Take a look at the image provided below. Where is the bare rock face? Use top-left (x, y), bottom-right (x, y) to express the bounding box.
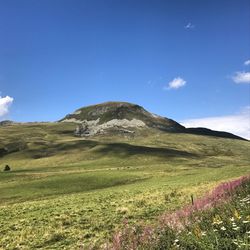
top-left (60, 101), bottom-right (185, 136)
top-left (74, 122), bottom-right (91, 136)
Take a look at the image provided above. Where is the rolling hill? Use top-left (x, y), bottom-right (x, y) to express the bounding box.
top-left (0, 101), bottom-right (249, 249)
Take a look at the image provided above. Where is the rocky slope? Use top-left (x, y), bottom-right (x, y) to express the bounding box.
top-left (60, 102), bottom-right (185, 134)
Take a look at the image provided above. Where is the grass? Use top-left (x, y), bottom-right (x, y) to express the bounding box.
top-left (0, 122), bottom-right (249, 249)
top-left (111, 176), bottom-right (250, 249)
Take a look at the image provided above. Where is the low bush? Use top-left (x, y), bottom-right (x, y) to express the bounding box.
top-left (3, 165), bottom-right (10, 171)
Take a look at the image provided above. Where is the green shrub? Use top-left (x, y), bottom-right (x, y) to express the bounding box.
top-left (3, 165), bottom-right (10, 171)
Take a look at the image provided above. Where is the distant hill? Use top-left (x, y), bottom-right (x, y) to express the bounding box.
top-left (0, 120), bottom-right (13, 126)
top-left (60, 101), bottom-right (245, 140)
top-left (184, 127), bottom-right (245, 140)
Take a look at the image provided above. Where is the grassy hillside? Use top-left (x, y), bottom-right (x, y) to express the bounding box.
top-left (0, 122), bottom-right (249, 249)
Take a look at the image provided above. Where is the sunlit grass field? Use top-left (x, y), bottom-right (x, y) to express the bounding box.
top-left (0, 123), bottom-right (249, 249)
top-left (111, 176), bottom-right (250, 249)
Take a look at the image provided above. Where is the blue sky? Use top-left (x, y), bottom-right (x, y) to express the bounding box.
top-left (0, 0), bottom-right (250, 138)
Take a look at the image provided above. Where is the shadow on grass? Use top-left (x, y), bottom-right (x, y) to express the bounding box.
top-left (94, 142), bottom-right (197, 159)
top-left (2, 139), bottom-right (197, 160)
top-left (26, 140), bottom-right (99, 159)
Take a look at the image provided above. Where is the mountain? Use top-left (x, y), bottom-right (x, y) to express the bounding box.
top-left (60, 101), bottom-right (245, 140)
top-left (60, 102), bottom-right (183, 129)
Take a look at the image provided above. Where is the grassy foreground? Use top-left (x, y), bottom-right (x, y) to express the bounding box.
top-left (0, 123), bottom-right (249, 249)
top-left (111, 176), bottom-right (250, 250)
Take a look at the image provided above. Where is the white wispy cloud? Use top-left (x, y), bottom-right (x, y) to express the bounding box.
top-left (0, 96), bottom-right (14, 118)
top-left (244, 60), bottom-right (250, 66)
top-left (232, 71), bottom-right (250, 84)
top-left (181, 107), bottom-right (250, 139)
top-left (185, 22), bottom-right (195, 29)
top-left (164, 77), bottom-right (186, 90)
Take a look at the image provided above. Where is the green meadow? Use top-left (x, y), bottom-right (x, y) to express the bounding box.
top-left (0, 123), bottom-right (249, 249)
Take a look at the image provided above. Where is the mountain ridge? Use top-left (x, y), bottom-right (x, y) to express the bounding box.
top-left (59, 101), bottom-right (246, 140)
